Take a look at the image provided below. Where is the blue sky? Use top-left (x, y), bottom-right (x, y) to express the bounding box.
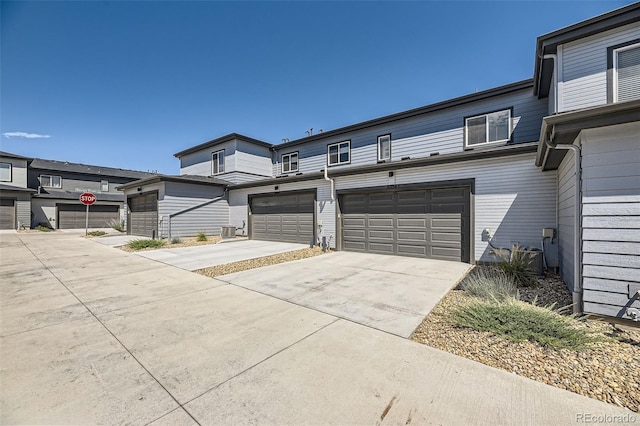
top-left (1, 1), bottom-right (634, 174)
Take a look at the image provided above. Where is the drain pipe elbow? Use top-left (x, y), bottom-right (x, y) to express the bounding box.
top-left (324, 165), bottom-right (335, 201)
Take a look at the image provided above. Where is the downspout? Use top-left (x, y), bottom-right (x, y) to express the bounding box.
top-left (545, 131), bottom-right (582, 313)
top-left (543, 54), bottom-right (558, 114)
top-left (324, 165), bottom-right (335, 201)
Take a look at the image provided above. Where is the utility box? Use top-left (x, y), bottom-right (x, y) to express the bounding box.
top-left (221, 226), bottom-right (236, 239)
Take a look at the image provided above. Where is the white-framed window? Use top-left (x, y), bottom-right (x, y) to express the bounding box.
top-left (465, 109), bottom-right (511, 147)
top-left (101, 180), bottom-right (109, 192)
top-left (281, 152), bottom-right (299, 173)
top-left (211, 150), bottom-right (225, 175)
top-left (40, 175), bottom-right (62, 188)
top-left (0, 162), bottom-right (11, 182)
top-left (327, 140), bottom-right (350, 166)
top-left (613, 42), bottom-right (640, 103)
top-left (377, 134), bottom-right (391, 161)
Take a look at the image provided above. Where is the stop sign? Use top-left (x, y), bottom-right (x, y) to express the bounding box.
top-left (80, 192), bottom-right (97, 205)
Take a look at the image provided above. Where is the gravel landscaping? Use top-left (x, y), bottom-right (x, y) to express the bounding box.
top-left (412, 272), bottom-right (640, 413)
top-left (119, 235), bottom-right (222, 252)
top-left (195, 246), bottom-right (329, 277)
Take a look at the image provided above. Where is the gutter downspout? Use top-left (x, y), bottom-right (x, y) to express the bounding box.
top-left (324, 165), bottom-right (335, 201)
top-left (545, 132), bottom-right (582, 313)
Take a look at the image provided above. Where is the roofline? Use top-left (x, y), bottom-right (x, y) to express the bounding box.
top-left (116, 174), bottom-right (230, 191)
top-left (173, 133), bottom-right (273, 158)
top-left (29, 158), bottom-right (153, 179)
top-left (0, 151), bottom-right (33, 162)
top-left (275, 80), bottom-right (534, 150)
top-left (536, 99), bottom-right (640, 170)
top-left (230, 143), bottom-right (538, 190)
top-left (0, 186), bottom-right (37, 193)
top-left (533, 2), bottom-right (640, 96)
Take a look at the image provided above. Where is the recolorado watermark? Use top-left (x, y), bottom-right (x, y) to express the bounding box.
top-left (576, 413), bottom-right (637, 423)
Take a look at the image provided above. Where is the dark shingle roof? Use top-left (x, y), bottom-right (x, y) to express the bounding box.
top-left (0, 151), bottom-right (33, 161)
top-left (29, 158), bottom-right (156, 179)
top-left (32, 188), bottom-right (124, 202)
top-left (0, 183), bottom-right (36, 193)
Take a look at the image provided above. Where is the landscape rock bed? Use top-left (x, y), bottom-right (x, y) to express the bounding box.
top-left (195, 246), bottom-right (329, 278)
top-left (119, 236), bottom-right (222, 252)
top-left (412, 274), bottom-right (640, 413)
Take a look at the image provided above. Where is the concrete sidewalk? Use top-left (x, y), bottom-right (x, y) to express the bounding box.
top-left (1, 232), bottom-right (635, 425)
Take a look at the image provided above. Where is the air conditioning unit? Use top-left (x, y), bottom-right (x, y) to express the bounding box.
top-left (221, 225), bottom-right (236, 239)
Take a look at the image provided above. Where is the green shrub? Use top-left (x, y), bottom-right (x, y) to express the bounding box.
top-left (170, 237), bottom-right (182, 244)
top-left (494, 246), bottom-right (537, 288)
top-left (127, 239), bottom-right (166, 250)
top-left (108, 219), bottom-right (125, 232)
top-left (451, 298), bottom-right (598, 350)
top-left (87, 230), bottom-right (106, 237)
top-left (460, 267), bottom-right (517, 302)
top-left (35, 225), bottom-right (54, 232)
top-left (196, 232), bottom-right (207, 242)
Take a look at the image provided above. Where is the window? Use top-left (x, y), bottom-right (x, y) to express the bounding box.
top-left (613, 42), bottom-right (640, 102)
top-left (101, 180), bottom-right (109, 192)
top-left (0, 162), bottom-right (11, 182)
top-left (327, 141), bottom-right (350, 166)
top-left (281, 152), bottom-right (299, 173)
top-left (211, 150), bottom-right (225, 175)
top-left (465, 109), bottom-right (511, 147)
top-left (377, 134), bottom-right (391, 161)
top-left (40, 175), bottom-right (62, 188)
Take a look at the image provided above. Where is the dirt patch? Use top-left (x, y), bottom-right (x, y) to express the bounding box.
top-left (195, 246), bottom-right (329, 278)
top-left (411, 275), bottom-right (640, 413)
top-left (119, 236), bottom-right (223, 252)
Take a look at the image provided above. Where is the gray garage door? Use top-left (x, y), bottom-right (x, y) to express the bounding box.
top-left (58, 204), bottom-right (120, 229)
top-left (250, 192), bottom-right (315, 244)
top-left (340, 186), bottom-right (470, 262)
top-left (128, 192), bottom-right (158, 238)
top-left (0, 198), bottom-right (15, 230)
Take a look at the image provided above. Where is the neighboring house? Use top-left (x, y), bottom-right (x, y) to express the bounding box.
top-left (0, 151), bottom-right (35, 230)
top-left (119, 4), bottom-right (639, 323)
top-left (28, 158), bottom-right (155, 229)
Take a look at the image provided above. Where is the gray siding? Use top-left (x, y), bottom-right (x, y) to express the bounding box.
top-left (218, 171), bottom-right (273, 184)
top-left (159, 181), bottom-right (228, 238)
top-left (557, 149), bottom-right (576, 291)
top-left (180, 140), bottom-right (236, 176)
top-left (15, 195), bottom-right (31, 229)
top-left (559, 22), bottom-right (640, 112)
top-left (273, 88), bottom-right (548, 176)
top-left (580, 123), bottom-right (640, 319)
top-left (27, 170), bottom-right (131, 196)
top-left (0, 157), bottom-right (28, 188)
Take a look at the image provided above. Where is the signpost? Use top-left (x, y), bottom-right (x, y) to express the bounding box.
top-left (80, 192), bottom-right (97, 236)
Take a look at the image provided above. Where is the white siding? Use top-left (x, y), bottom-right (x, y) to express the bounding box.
top-left (557, 149), bottom-right (576, 290)
top-left (334, 153), bottom-right (557, 262)
top-left (559, 22), bottom-right (640, 112)
top-left (160, 181), bottom-right (228, 238)
top-left (580, 122), bottom-right (640, 319)
top-left (229, 179), bottom-right (335, 246)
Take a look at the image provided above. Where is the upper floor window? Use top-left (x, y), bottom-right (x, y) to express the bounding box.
top-left (211, 150), bottom-right (225, 175)
top-left (465, 109), bottom-right (511, 147)
top-left (281, 152), bottom-right (298, 173)
top-left (328, 140), bottom-right (350, 166)
top-left (613, 42), bottom-right (640, 103)
top-left (101, 180), bottom-right (109, 192)
top-left (0, 162), bottom-right (11, 182)
top-left (377, 134), bottom-right (391, 161)
top-left (40, 175), bottom-right (62, 188)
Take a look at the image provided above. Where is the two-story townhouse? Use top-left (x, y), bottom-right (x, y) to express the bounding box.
top-left (28, 158), bottom-right (155, 229)
top-left (533, 3), bottom-right (640, 320)
top-left (119, 4), bottom-right (639, 323)
top-left (0, 151), bottom-right (35, 229)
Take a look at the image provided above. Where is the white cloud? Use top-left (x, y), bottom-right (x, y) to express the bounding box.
top-left (3, 131), bottom-right (51, 139)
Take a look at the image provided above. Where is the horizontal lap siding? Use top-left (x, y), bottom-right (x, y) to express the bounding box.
top-left (581, 123), bottom-right (640, 320)
top-left (335, 153), bottom-right (557, 262)
top-left (274, 89), bottom-right (547, 175)
top-left (161, 182), bottom-right (228, 238)
top-left (557, 150), bottom-right (576, 290)
top-left (560, 22), bottom-right (640, 112)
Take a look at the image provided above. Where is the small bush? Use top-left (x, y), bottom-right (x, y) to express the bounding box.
top-left (196, 232), bottom-right (207, 242)
top-left (108, 219), bottom-right (125, 232)
top-left (35, 225), bottom-right (54, 232)
top-left (494, 246), bottom-right (537, 288)
top-left (451, 298), bottom-right (598, 350)
top-left (170, 237), bottom-right (182, 244)
top-left (87, 230), bottom-right (106, 237)
top-left (460, 267), bottom-right (517, 302)
top-left (127, 239), bottom-right (166, 250)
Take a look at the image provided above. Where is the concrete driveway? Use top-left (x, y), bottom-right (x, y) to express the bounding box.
top-left (134, 239), bottom-right (308, 271)
top-left (218, 252), bottom-right (472, 337)
top-left (1, 232), bottom-right (635, 425)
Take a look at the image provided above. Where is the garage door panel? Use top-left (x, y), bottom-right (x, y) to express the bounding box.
top-left (397, 217), bottom-right (427, 228)
top-left (398, 245), bottom-right (428, 256)
top-left (398, 231), bottom-right (427, 242)
top-left (250, 192), bottom-right (314, 244)
top-left (369, 217), bottom-right (394, 227)
top-left (369, 242), bottom-right (394, 254)
top-left (432, 247), bottom-right (462, 258)
top-left (431, 232), bottom-right (461, 243)
top-left (432, 188), bottom-right (466, 200)
top-left (369, 230), bottom-right (394, 240)
top-left (59, 204), bottom-right (119, 229)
